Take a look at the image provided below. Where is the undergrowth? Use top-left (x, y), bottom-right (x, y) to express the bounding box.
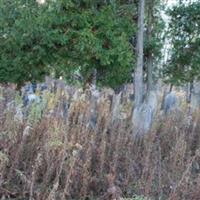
top-left (0, 85), bottom-right (200, 200)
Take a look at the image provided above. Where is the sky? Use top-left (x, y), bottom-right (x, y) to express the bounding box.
top-left (167, 0), bottom-right (178, 7)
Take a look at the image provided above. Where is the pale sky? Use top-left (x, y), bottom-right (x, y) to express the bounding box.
top-left (36, 0), bottom-right (45, 4)
top-left (167, 0), bottom-right (178, 7)
top-left (35, 0), bottom-right (181, 7)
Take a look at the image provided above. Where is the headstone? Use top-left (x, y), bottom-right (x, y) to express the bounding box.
top-left (65, 85), bottom-right (76, 98)
top-left (37, 83), bottom-right (48, 93)
top-left (191, 93), bottom-right (200, 111)
top-left (163, 91), bottom-right (177, 114)
top-left (111, 92), bottom-right (122, 122)
top-left (14, 106), bottom-right (23, 124)
top-left (87, 84), bottom-right (100, 129)
top-left (132, 103), bottom-right (154, 136)
top-left (27, 94), bottom-right (40, 103)
top-left (146, 90), bottom-right (157, 113)
top-left (191, 82), bottom-right (200, 111)
top-left (45, 77), bottom-right (56, 92)
top-left (22, 84), bottom-right (41, 106)
top-left (132, 90), bottom-right (158, 136)
top-left (88, 108), bottom-right (98, 130)
top-left (56, 79), bottom-right (65, 91)
top-left (120, 84), bottom-right (134, 104)
top-left (193, 82), bottom-right (200, 94)
top-left (73, 88), bottom-right (84, 101)
top-left (90, 84), bottom-right (100, 99)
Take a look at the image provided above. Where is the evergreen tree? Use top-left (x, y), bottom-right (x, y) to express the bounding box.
top-left (164, 2), bottom-right (200, 85)
top-left (145, 0), bottom-right (164, 92)
top-left (0, 0), bottom-right (52, 88)
top-left (134, 0), bottom-right (145, 107)
top-left (0, 0), bottom-right (136, 88)
top-left (0, 0), bottom-right (165, 89)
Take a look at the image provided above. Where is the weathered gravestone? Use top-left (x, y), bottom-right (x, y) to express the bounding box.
top-left (36, 83), bottom-right (48, 93)
top-left (22, 83), bottom-right (40, 106)
top-left (111, 92), bottom-right (122, 123)
top-left (191, 82), bottom-right (200, 111)
top-left (14, 105), bottom-right (24, 124)
top-left (87, 84), bottom-right (100, 129)
top-left (163, 91), bottom-right (178, 114)
top-left (132, 90), bottom-right (158, 136)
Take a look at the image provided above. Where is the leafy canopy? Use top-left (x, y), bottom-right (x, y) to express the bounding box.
top-left (164, 2), bottom-right (200, 85)
top-left (0, 0), bottom-right (52, 87)
top-left (0, 0), bottom-right (136, 88)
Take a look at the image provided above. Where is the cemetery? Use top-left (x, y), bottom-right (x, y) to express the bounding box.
top-left (0, 0), bottom-right (200, 199)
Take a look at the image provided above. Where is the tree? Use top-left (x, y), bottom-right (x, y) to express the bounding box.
top-left (145, 0), bottom-right (164, 92)
top-left (0, 0), bottom-right (53, 88)
top-left (163, 2), bottom-right (200, 86)
top-left (146, 0), bottom-right (154, 92)
top-left (134, 0), bottom-right (145, 107)
top-left (0, 0), bottom-right (164, 90)
top-left (50, 0), bottom-right (138, 88)
top-left (0, 0), bottom-right (137, 89)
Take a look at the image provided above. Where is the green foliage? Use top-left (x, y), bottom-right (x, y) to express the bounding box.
top-left (27, 100), bottom-right (46, 124)
top-left (0, 0), bottom-right (52, 87)
top-left (144, 0), bottom-right (165, 81)
top-left (132, 196), bottom-right (149, 200)
top-left (0, 0), bottom-right (136, 88)
top-left (164, 2), bottom-right (200, 85)
top-left (47, 0), bottom-right (137, 88)
top-left (145, 0), bottom-right (164, 57)
top-left (0, 0), bottom-right (164, 88)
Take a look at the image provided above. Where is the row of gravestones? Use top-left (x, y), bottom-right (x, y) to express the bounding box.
top-left (19, 79), bottom-right (200, 134)
top-left (132, 84), bottom-right (200, 136)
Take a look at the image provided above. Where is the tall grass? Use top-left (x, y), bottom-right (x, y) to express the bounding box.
top-left (0, 85), bottom-right (200, 200)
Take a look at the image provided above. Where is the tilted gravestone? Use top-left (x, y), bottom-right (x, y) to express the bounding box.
top-left (163, 91), bottom-right (178, 114)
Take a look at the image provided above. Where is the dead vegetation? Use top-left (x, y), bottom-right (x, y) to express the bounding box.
top-left (0, 86), bottom-right (200, 200)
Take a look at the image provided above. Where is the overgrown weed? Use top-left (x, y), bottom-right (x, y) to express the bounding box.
top-left (0, 86), bottom-right (200, 200)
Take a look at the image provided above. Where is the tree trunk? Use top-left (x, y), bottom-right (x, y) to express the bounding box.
top-left (186, 81), bottom-right (193, 104)
top-left (134, 0), bottom-right (145, 107)
top-left (92, 68), bottom-right (97, 86)
top-left (169, 84), bottom-right (173, 92)
top-left (146, 0), bottom-right (154, 93)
